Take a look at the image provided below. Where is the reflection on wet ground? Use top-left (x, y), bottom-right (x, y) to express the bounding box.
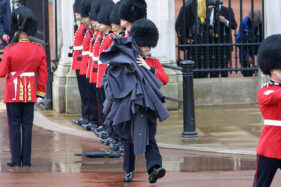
top-left (0, 111), bottom-right (256, 174)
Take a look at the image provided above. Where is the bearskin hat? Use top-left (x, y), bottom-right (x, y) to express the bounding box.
top-left (258, 34), bottom-right (281, 75)
top-left (80, 0), bottom-right (93, 18)
top-left (130, 18), bottom-right (159, 47)
top-left (10, 7), bottom-right (38, 36)
top-left (97, 0), bottom-right (115, 25)
top-left (118, 0), bottom-right (147, 23)
top-left (73, 0), bottom-right (82, 14)
top-left (110, 1), bottom-right (122, 25)
top-left (90, 0), bottom-right (105, 21)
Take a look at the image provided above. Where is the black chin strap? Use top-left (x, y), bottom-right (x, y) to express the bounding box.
top-left (270, 80), bottom-right (281, 86)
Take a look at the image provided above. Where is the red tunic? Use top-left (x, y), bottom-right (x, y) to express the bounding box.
top-left (72, 23), bottom-right (86, 70)
top-left (257, 83), bottom-right (281, 159)
top-left (97, 32), bottom-right (115, 88)
top-left (145, 57), bottom-right (169, 85)
top-left (89, 31), bottom-right (103, 83)
top-left (86, 29), bottom-right (97, 79)
top-left (0, 40), bottom-right (48, 103)
top-left (80, 29), bottom-right (92, 75)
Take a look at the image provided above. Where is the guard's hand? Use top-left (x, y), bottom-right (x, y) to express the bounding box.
top-left (136, 56), bottom-right (150, 70)
top-left (246, 56), bottom-right (253, 65)
top-left (3, 34), bottom-right (10, 44)
top-left (36, 97), bottom-right (43, 104)
top-left (219, 16), bottom-right (227, 24)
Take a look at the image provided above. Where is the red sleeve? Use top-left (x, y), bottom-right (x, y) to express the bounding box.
top-left (99, 34), bottom-right (114, 58)
top-left (83, 31), bottom-right (91, 52)
top-left (258, 86), bottom-right (281, 105)
top-left (0, 47), bottom-right (10, 77)
top-left (36, 46), bottom-right (48, 97)
top-left (147, 58), bottom-right (169, 85)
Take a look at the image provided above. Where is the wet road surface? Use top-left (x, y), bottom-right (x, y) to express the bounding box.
top-left (0, 108), bottom-right (268, 187)
top-left (1, 79), bottom-right (281, 186)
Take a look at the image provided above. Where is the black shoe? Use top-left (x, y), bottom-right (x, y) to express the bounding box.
top-left (7, 160), bottom-right (21, 167)
top-left (107, 138), bottom-right (118, 145)
top-left (100, 138), bottom-right (109, 145)
top-left (82, 123), bottom-right (94, 131)
top-left (22, 162), bottom-right (31, 167)
top-left (123, 172), bottom-right (134, 182)
top-left (88, 122), bottom-right (98, 131)
top-left (118, 145), bottom-right (124, 153)
top-left (73, 118), bottom-right (89, 126)
top-left (110, 142), bottom-right (122, 151)
top-left (148, 167), bottom-right (166, 183)
top-left (94, 126), bottom-right (104, 133)
top-left (96, 131), bottom-right (109, 139)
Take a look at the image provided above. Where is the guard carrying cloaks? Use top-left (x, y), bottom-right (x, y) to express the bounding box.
top-left (100, 18), bottom-right (169, 183)
top-left (0, 7), bottom-right (48, 167)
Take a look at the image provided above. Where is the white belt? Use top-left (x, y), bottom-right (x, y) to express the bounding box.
top-left (264, 119), bottom-right (281, 127)
top-left (89, 53), bottom-right (93, 57)
top-left (98, 60), bottom-right (102, 65)
top-left (73, 46), bottom-right (83, 51)
top-left (11, 72), bottom-right (35, 77)
top-left (92, 56), bottom-right (99, 62)
top-left (82, 51), bottom-right (90, 56)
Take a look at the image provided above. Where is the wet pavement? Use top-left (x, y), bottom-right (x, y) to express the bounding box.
top-left (1, 77), bottom-right (281, 186)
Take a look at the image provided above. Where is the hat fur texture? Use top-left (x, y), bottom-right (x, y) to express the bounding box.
top-left (118, 0), bottom-right (147, 23)
top-left (10, 7), bottom-right (38, 36)
top-left (80, 0), bottom-right (92, 18)
top-left (258, 34), bottom-right (281, 75)
top-left (110, 1), bottom-right (122, 25)
top-left (97, 0), bottom-right (115, 25)
top-left (90, 0), bottom-right (105, 21)
top-left (130, 18), bottom-right (159, 47)
top-left (73, 0), bottom-right (82, 14)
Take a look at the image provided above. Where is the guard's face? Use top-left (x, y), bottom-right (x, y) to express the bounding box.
top-left (75, 13), bottom-right (82, 21)
top-left (91, 21), bottom-right (98, 28)
top-left (120, 19), bottom-right (129, 27)
top-left (111, 24), bottom-right (121, 32)
top-left (139, 46), bottom-right (151, 56)
top-left (271, 69), bottom-right (281, 82)
top-left (99, 24), bottom-right (107, 32)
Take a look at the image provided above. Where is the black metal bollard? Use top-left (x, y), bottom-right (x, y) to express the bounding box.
top-left (180, 60), bottom-right (198, 138)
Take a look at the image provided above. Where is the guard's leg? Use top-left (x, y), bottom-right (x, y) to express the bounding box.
top-left (145, 118), bottom-right (162, 172)
top-left (6, 103), bottom-right (22, 164)
top-left (21, 103), bottom-right (34, 165)
top-left (252, 154), bottom-right (279, 187)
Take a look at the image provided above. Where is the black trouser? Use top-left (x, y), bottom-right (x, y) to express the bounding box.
top-left (96, 87), bottom-right (106, 126)
top-left (76, 70), bottom-right (90, 120)
top-left (6, 103), bottom-right (34, 164)
top-left (253, 154), bottom-right (281, 187)
top-left (88, 82), bottom-right (99, 123)
top-left (123, 118), bottom-right (162, 173)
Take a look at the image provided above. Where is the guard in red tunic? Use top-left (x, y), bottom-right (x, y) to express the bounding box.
top-left (110, 1), bottom-right (125, 38)
top-left (0, 7), bottom-right (48, 167)
top-left (96, 0), bottom-right (115, 88)
top-left (72, 0), bottom-right (90, 126)
top-left (253, 34), bottom-right (281, 187)
top-left (91, 0), bottom-right (115, 133)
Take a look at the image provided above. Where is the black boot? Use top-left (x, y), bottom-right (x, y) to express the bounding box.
top-left (73, 118), bottom-right (89, 126)
top-left (148, 167), bottom-right (166, 183)
top-left (123, 171), bottom-right (134, 182)
top-left (7, 160), bottom-right (21, 167)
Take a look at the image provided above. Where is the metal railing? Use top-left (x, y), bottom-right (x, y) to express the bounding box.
top-left (176, 0), bottom-right (264, 78)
